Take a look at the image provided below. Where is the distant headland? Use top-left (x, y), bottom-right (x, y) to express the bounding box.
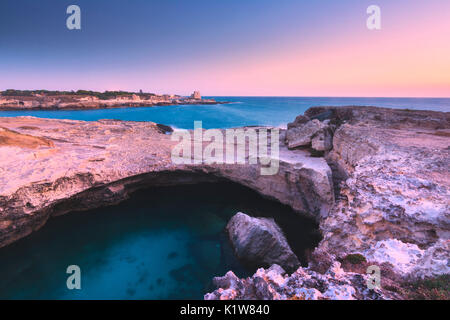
top-left (0, 90), bottom-right (227, 111)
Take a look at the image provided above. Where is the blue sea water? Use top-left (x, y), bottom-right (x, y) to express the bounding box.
top-left (0, 183), bottom-right (320, 300)
top-left (0, 97), bottom-right (449, 129)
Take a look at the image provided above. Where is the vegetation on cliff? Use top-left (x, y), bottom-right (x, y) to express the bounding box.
top-left (1, 89), bottom-right (156, 100)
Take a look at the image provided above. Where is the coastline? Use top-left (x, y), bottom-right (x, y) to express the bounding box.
top-left (0, 90), bottom-right (230, 111)
top-left (0, 105), bottom-right (448, 300)
top-left (0, 100), bottom-right (230, 111)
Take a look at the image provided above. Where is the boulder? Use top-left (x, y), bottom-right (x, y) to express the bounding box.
top-left (311, 128), bottom-right (333, 152)
top-left (286, 119), bottom-right (327, 149)
top-left (155, 123), bottom-right (173, 134)
top-left (287, 115), bottom-right (310, 130)
top-left (226, 212), bottom-right (300, 273)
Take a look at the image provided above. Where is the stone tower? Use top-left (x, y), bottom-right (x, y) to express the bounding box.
top-left (191, 91), bottom-right (201, 99)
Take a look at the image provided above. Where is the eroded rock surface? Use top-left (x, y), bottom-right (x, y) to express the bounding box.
top-left (311, 127), bottom-right (333, 152)
top-left (227, 212), bottom-right (300, 273)
top-left (0, 116), bottom-right (333, 248)
top-left (204, 262), bottom-right (397, 300)
top-left (207, 106), bottom-right (449, 300)
top-left (315, 107), bottom-right (450, 279)
top-left (286, 119), bottom-right (327, 149)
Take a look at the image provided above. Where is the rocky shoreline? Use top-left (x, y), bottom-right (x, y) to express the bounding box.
top-left (0, 90), bottom-right (228, 111)
top-left (0, 100), bottom-right (229, 111)
top-left (0, 106), bottom-right (448, 299)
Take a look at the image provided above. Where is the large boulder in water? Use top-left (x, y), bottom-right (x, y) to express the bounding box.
top-left (226, 212), bottom-right (300, 273)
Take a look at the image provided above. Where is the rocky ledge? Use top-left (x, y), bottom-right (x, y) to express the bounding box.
top-left (0, 106), bottom-right (448, 299)
top-left (0, 91), bottom-right (228, 111)
top-left (205, 262), bottom-right (402, 300)
top-left (0, 116), bottom-right (333, 248)
top-left (206, 106), bottom-right (449, 300)
top-left (0, 98), bottom-right (228, 111)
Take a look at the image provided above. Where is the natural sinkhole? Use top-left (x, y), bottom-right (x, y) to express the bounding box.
top-left (0, 182), bottom-right (321, 300)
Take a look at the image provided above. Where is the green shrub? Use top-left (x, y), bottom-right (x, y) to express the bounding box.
top-left (343, 254), bottom-right (367, 265)
top-left (406, 274), bottom-right (450, 300)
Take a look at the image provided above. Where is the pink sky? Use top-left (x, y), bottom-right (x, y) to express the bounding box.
top-left (155, 4), bottom-right (450, 97)
top-left (2, 0), bottom-right (449, 97)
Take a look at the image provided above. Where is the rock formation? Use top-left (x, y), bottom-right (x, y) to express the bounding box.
top-left (226, 212), bottom-right (300, 273)
top-left (0, 91), bottom-right (223, 111)
top-left (286, 119), bottom-right (327, 149)
top-left (207, 106), bottom-right (449, 299)
top-left (204, 262), bottom-right (399, 300)
top-left (0, 116), bottom-right (333, 249)
top-left (314, 107), bottom-right (450, 278)
top-left (311, 126), bottom-right (333, 152)
top-left (285, 117), bottom-right (334, 153)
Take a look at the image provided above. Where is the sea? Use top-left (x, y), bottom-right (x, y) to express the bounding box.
top-left (0, 96), bottom-right (448, 129)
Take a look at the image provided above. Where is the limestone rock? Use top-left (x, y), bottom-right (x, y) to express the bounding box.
top-left (314, 106), bottom-right (450, 279)
top-left (205, 262), bottom-right (396, 300)
top-left (364, 239), bottom-right (450, 278)
top-left (226, 212), bottom-right (300, 273)
top-left (286, 119), bottom-right (326, 149)
top-left (0, 117), bottom-right (334, 249)
top-left (311, 128), bottom-right (333, 152)
top-left (287, 115), bottom-right (310, 130)
top-left (208, 106), bottom-right (449, 300)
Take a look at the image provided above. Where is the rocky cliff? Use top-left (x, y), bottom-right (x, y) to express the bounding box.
top-left (0, 116), bottom-right (333, 249)
top-left (206, 106), bottom-right (449, 300)
top-left (0, 91), bottom-right (224, 111)
top-left (313, 107), bottom-right (449, 278)
top-left (0, 106), bottom-right (448, 300)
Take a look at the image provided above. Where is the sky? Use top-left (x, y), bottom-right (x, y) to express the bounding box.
top-left (1, 0), bottom-right (449, 97)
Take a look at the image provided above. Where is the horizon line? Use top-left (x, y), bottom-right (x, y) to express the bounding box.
top-left (1, 90), bottom-right (449, 100)
top-left (207, 95), bottom-right (450, 99)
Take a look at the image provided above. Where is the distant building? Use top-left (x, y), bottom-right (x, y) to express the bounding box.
top-left (191, 91), bottom-right (201, 99)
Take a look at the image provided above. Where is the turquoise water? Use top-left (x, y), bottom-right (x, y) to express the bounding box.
top-left (0, 97), bottom-right (448, 129)
top-left (0, 182), bottom-right (320, 300)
